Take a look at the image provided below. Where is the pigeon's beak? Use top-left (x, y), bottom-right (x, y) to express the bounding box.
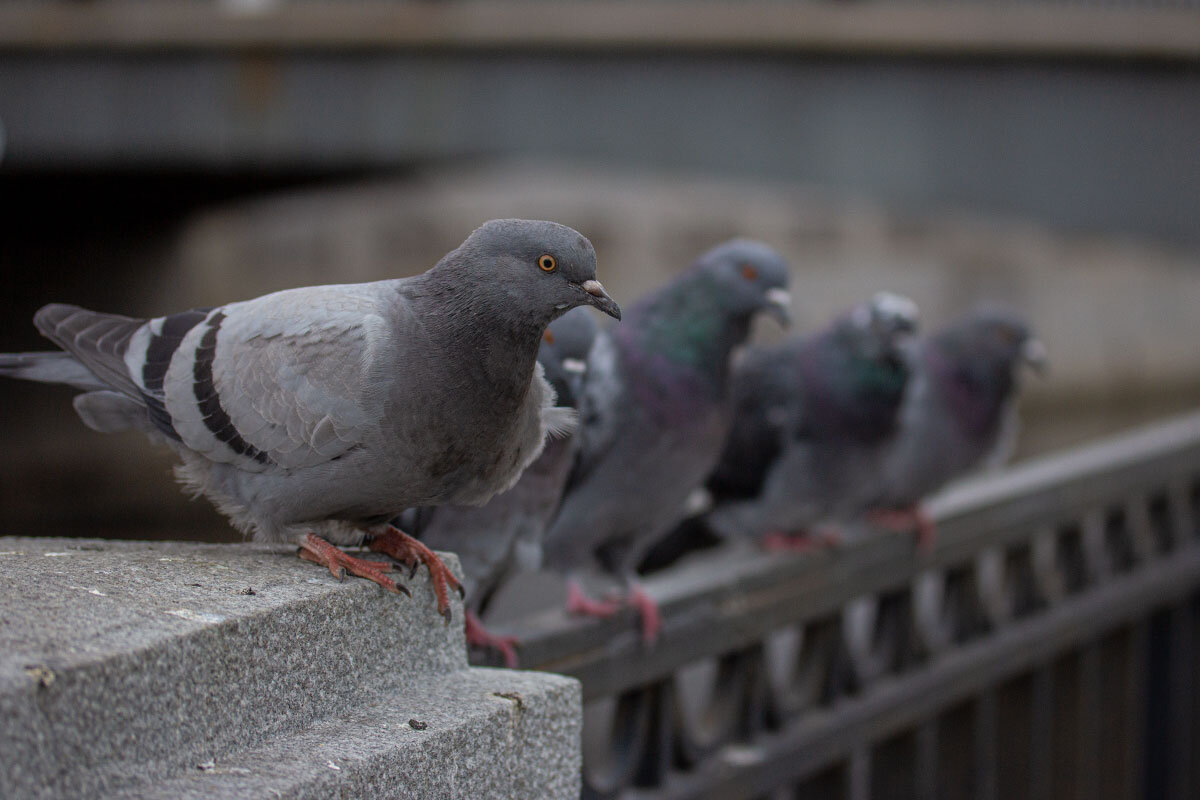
top-left (579, 280), bottom-right (622, 321)
top-left (866, 293), bottom-right (919, 342)
top-left (1021, 337), bottom-right (1048, 375)
top-left (763, 288), bottom-right (792, 327)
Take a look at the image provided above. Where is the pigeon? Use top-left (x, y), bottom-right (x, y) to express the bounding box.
top-left (0, 218), bottom-right (621, 619)
top-left (404, 306), bottom-right (599, 666)
top-left (703, 292), bottom-right (919, 550)
top-left (866, 305), bottom-right (1045, 541)
top-left (541, 239), bottom-right (791, 642)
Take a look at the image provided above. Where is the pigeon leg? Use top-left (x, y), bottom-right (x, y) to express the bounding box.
top-left (912, 508), bottom-right (936, 553)
top-left (868, 506), bottom-right (937, 553)
top-left (627, 583), bottom-right (661, 644)
top-left (565, 579), bottom-right (621, 618)
top-left (298, 534), bottom-right (409, 596)
top-left (465, 611), bottom-right (520, 669)
top-left (368, 526), bottom-right (464, 623)
top-left (761, 529), bottom-right (841, 553)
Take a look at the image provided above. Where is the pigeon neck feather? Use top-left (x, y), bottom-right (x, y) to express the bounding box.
top-left (622, 271), bottom-right (749, 384)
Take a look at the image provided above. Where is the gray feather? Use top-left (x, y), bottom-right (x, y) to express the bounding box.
top-left (407, 307), bottom-right (599, 612)
top-left (0, 352), bottom-right (106, 391)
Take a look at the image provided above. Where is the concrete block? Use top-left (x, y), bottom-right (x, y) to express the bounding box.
top-left (112, 669), bottom-right (581, 800)
top-left (0, 537), bottom-right (581, 799)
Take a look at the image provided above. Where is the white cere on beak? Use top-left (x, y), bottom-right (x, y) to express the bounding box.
top-left (1022, 337), bottom-right (1048, 368)
top-left (562, 358), bottom-right (587, 375)
top-left (872, 291), bottom-right (919, 324)
top-left (582, 280), bottom-right (607, 297)
top-left (765, 288), bottom-right (792, 309)
top-left (682, 487), bottom-right (714, 517)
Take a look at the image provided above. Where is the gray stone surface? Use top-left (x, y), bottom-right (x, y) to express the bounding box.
top-left (113, 669), bottom-right (581, 800)
top-left (0, 537), bottom-right (582, 799)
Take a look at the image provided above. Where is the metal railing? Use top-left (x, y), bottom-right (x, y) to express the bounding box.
top-left (504, 411), bottom-right (1200, 798)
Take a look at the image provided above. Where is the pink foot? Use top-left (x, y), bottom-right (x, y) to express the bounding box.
top-left (868, 506), bottom-right (937, 553)
top-left (368, 526), bottom-right (464, 622)
top-left (628, 584), bottom-right (661, 644)
top-left (465, 611), bottom-right (520, 668)
top-left (566, 580), bottom-right (621, 618)
top-left (298, 533), bottom-right (409, 596)
top-left (761, 529), bottom-right (841, 553)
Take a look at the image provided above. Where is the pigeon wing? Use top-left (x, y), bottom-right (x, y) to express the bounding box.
top-left (560, 330), bottom-right (623, 494)
top-left (159, 285), bottom-right (395, 473)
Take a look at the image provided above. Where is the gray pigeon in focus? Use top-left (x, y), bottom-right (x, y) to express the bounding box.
top-left (405, 307), bottom-right (598, 666)
top-left (866, 306), bottom-right (1045, 541)
top-left (542, 239), bottom-right (791, 642)
top-left (0, 219), bottom-right (621, 618)
top-left (703, 292), bottom-right (919, 549)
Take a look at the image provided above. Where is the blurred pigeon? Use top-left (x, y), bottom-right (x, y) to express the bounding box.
top-left (405, 307), bottom-right (598, 666)
top-left (867, 306), bottom-right (1045, 541)
top-left (542, 239), bottom-right (791, 642)
top-left (0, 219), bottom-right (621, 619)
top-left (704, 292), bottom-right (919, 549)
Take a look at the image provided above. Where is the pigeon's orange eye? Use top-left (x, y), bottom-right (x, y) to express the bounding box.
top-left (543, 329), bottom-right (556, 344)
top-left (740, 263), bottom-right (758, 281)
top-left (538, 254), bottom-right (557, 272)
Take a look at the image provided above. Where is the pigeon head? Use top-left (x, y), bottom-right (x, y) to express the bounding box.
top-left (837, 291), bottom-right (920, 362)
top-left (454, 219), bottom-right (621, 324)
top-left (538, 306), bottom-right (599, 408)
top-left (692, 239), bottom-right (792, 327)
top-left (934, 306), bottom-right (1046, 404)
top-left (802, 292), bottom-right (918, 439)
top-left (945, 307), bottom-right (1044, 371)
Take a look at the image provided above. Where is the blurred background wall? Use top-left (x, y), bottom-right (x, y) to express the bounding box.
top-left (0, 1), bottom-right (1198, 540)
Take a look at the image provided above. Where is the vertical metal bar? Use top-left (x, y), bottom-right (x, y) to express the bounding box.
top-left (1126, 622), bottom-right (1149, 800)
top-left (632, 680), bottom-right (673, 789)
top-left (1167, 601), bottom-right (1195, 800)
top-left (939, 701), bottom-right (976, 798)
top-left (1096, 629), bottom-right (1131, 800)
top-left (1192, 595), bottom-right (1200, 800)
top-left (915, 719), bottom-right (939, 800)
top-left (1168, 478), bottom-right (1196, 545)
top-left (995, 674), bottom-right (1033, 800)
top-left (974, 691), bottom-right (998, 800)
top-left (1077, 643), bottom-right (1102, 800)
top-left (848, 745), bottom-right (871, 800)
top-left (1052, 654), bottom-right (1081, 800)
top-left (1029, 665), bottom-right (1054, 800)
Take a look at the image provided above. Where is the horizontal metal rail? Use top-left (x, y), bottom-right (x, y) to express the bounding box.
top-left (504, 410), bottom-right (1200, 797)
top-left (516, 412), bottom-right (1200, 699)
top-left (632, 542), bottom-right (1200, 799)
top-left (0, 3), bottom-right (1198, 60)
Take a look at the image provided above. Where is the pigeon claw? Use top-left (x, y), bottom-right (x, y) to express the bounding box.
top-left (369, 527), bottom-right (463, 623)
top-left (628, 584), bottom-right (661, 645)
top-left (761, 529), bottom-right (841, 553)
top-left (465, 611), bottom-right (520, 669)
top-left (868, 506), bottom-right (937, 554)
top-left (298, 534), bottom-right (408, 596)
top-left (565, 580), bottom-right (621, 618)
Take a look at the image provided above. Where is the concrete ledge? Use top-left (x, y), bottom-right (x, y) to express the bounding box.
top-left (113, 669), bottom-right (580, 800)
top-left (0, 538), bottom-right (581, 799)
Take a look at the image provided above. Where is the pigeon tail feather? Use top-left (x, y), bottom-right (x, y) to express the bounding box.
top-left (0, 351), bottom-right (107, 391)
top-left (33, 303), bottom-right (146, 400)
